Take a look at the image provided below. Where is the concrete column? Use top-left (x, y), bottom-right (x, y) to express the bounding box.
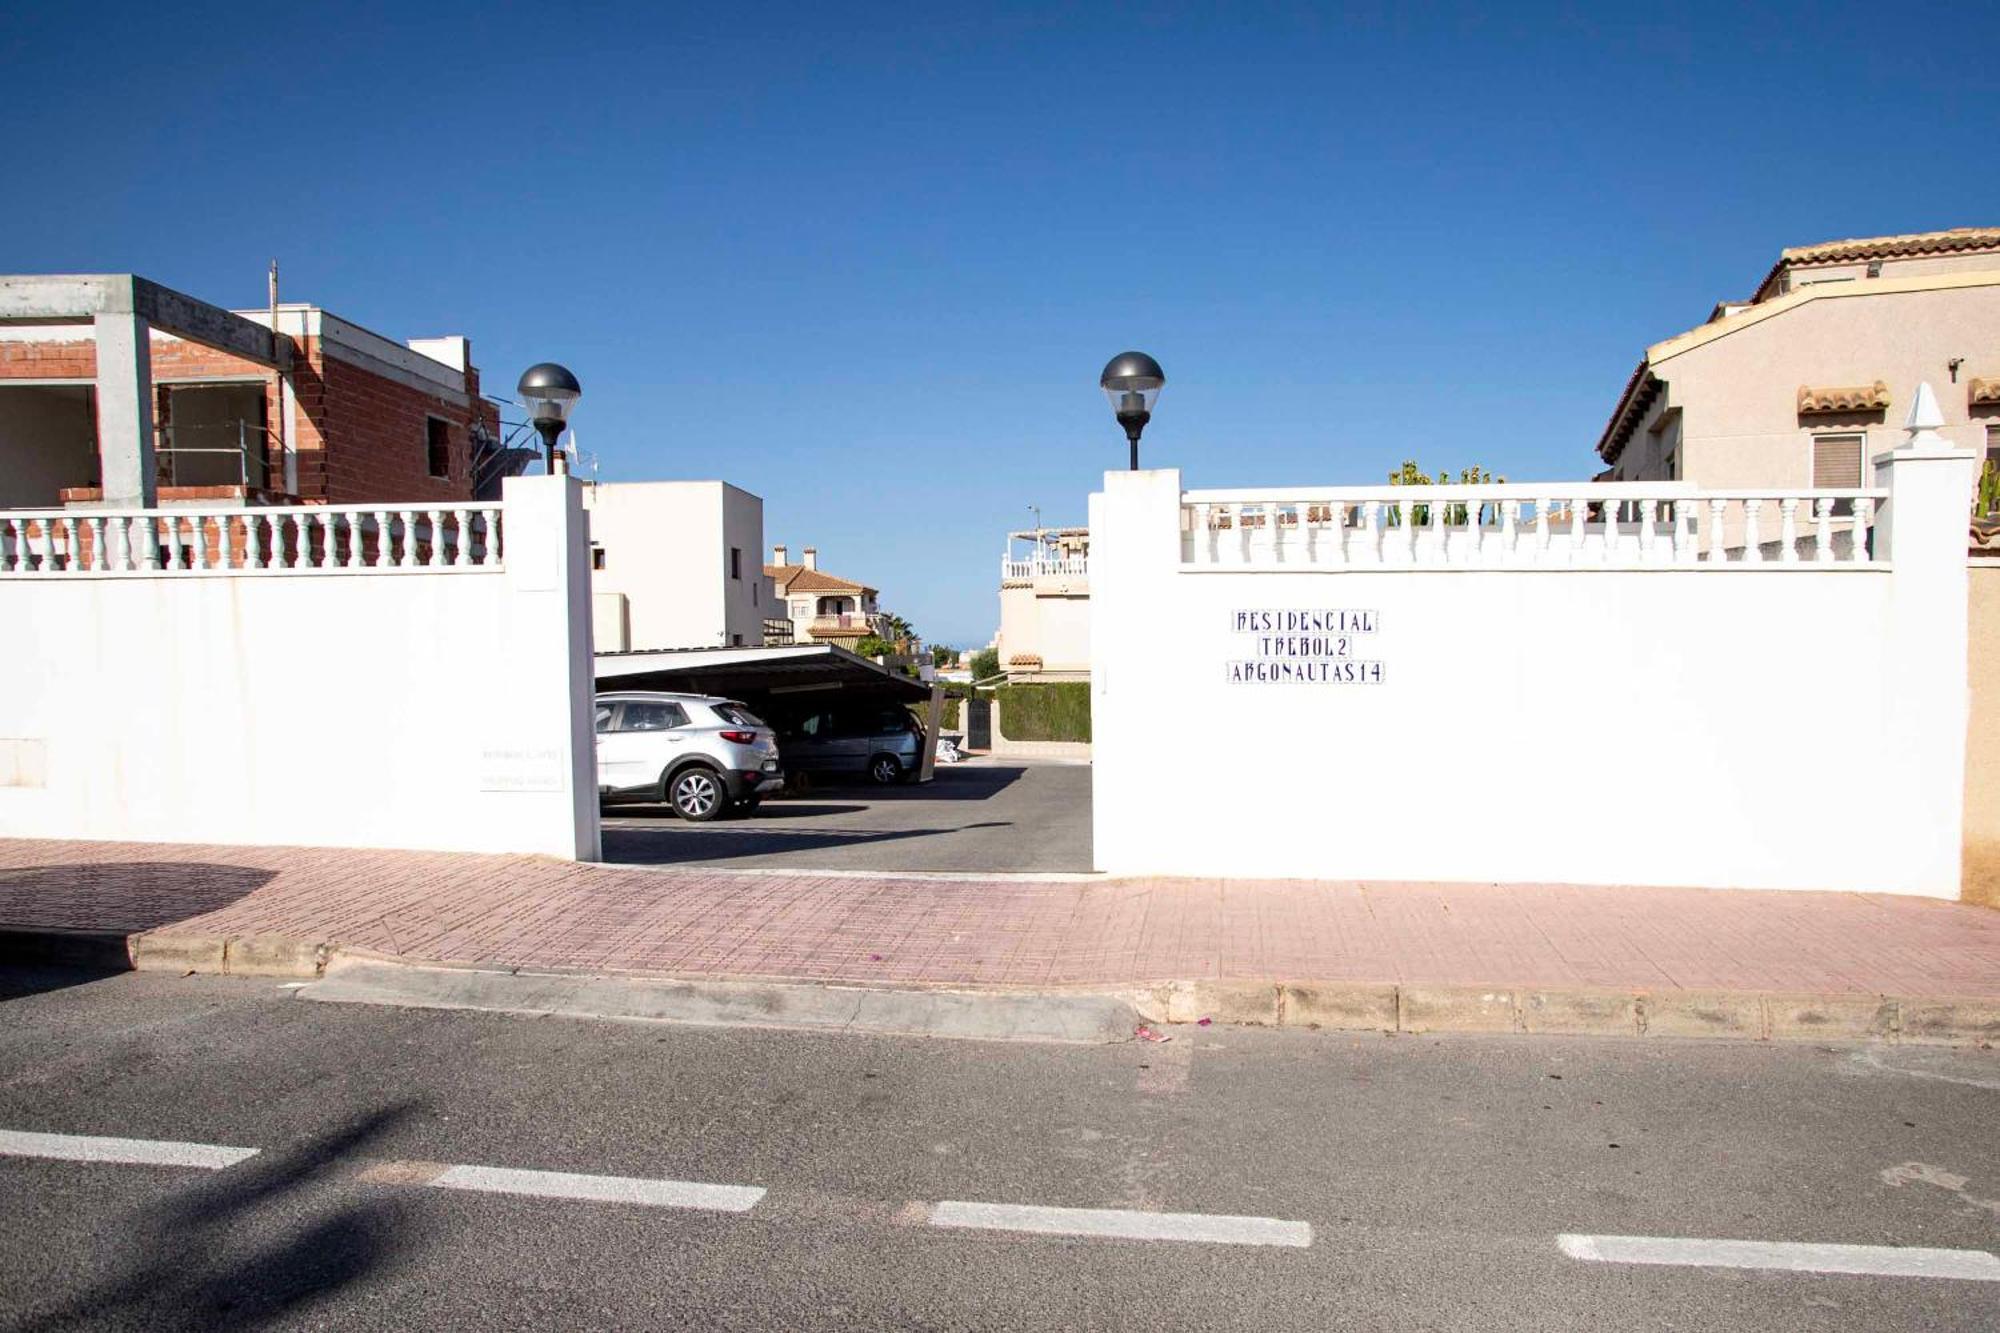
top-left (1873, 383), bottom-right (1980, 897)
top-left (92, 312), bottom-right (156, 507)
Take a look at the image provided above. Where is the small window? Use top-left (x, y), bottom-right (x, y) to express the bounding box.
top-left (594, 705), bottom-right (614, 733)
top-left (591, 546), bottom-right (606, 571)
top-left (1984, 425), bottom-right (2000, 515)
top-left (712, 703), bottom-right (766, 728)
top-left (730, 547), bottom-right (742, 580)
top-left (1812, 433), bottom-right (1864, 489)
top-left (426, 417), bottom-right (451, 479)
top-left (616, 701), bottom-right (687, 732)
top-left (1814, 433), bottom-right (1865, 518)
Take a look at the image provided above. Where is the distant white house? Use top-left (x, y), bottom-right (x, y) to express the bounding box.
top-left (995, 526), bottom-right (1090, 680)
top-left (585, 481), bottom-right (768, 651)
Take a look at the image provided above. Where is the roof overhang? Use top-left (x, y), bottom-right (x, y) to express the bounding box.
top-left (0, 274), bottom-right (287, 369)
top-left (594, 642), bottom-right (930, 703)
top-left (1595, 360), bottom-right (1664, 464)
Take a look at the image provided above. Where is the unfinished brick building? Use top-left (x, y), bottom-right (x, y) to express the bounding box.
top-left (0, 274), bottom-right (512, 510)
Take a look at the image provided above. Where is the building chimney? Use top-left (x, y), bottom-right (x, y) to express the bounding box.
top-left (772, 544), bottom-right (788, 566)
top-left (802, 546), bottom-right (818, 571)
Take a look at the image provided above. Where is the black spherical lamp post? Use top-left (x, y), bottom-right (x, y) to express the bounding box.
top-left (1099, 351), bottom-right (1166, 471)
top-left (517, 363), bottom-right (582, 474)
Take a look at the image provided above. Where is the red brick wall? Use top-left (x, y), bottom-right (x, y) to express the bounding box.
top-left (311, 346), bottom-right (493, 505)
top-left (1, 328), bottom-right (501, 507)
top-left (0, 338), bottom-right (97, 379)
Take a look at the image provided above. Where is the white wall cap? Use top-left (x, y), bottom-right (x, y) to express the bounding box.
top-left (1904, 380), bottom-right (1945, 430)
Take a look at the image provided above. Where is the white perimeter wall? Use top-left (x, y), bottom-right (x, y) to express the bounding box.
top-left (1090, 462), bottom-right (1975, 896)
top-left (0, 476), bottom-right (600, 859)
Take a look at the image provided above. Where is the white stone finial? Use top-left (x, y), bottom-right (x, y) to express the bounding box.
top-left (1904, 380), bottom-right (1945, 434)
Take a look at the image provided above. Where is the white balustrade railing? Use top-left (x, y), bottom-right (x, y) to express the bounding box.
top-left (1001, 555), bottom-right (1090, 580)
top-left (1178, 484), bottom-right (1886, 570)
top-left (0, 503), bottom-right (504, 577)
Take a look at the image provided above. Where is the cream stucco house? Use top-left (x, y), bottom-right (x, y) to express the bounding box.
top-left (995, 527), bottom-right (1091, 681)
top-left (1595, 227), bottom-right (2000, 494)
top-left (763, 545), bottom-right (885, 648)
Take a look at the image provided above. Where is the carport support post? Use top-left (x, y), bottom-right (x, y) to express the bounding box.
top-left (919, 683), bottom-right (944, 783)
top-left (93, 312), bottom-right (157, 507)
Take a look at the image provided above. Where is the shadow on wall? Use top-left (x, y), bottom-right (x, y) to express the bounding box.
top-left (19, 1102), bottom-right (435, 1331)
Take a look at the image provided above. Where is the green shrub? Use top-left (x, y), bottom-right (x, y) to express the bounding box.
top-left (968, 647), bottom-right (1000, 680)
top-left (995, 683), bottom-right (1091, 743)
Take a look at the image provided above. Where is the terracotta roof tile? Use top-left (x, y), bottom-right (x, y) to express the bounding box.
top-left (1797, 381), bottom-right (1891, 414)
top-left (1780, 227), bottom-right (2000, 266)
top-left (762, 565), bottom-right (876, 595)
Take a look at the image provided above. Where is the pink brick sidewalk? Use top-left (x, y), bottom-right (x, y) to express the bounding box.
top-left (4, 838), bottom-right (2000, 996)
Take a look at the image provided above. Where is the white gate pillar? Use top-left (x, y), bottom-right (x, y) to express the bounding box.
top-left (1874, 381), bottom-right (1980, 896)
top-left (497, 473), bottom-right (602, 860)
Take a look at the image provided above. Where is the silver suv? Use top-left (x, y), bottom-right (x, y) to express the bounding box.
top-left (594, 691), bottom-right (782, 821)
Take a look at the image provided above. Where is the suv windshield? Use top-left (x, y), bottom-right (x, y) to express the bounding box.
top-left (711, 703), bottom-right (765, 728)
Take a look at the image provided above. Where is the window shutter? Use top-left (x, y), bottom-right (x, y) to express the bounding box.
top-left (1812, 435), bottom-right (1863, 489)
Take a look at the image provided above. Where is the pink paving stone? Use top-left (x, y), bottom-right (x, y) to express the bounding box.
top-left (4, 837), bottom-right (2000, 997)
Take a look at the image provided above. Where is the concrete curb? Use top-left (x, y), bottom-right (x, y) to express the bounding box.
top-left (0, 926), bottom-right (325, 980)
top-left (2, 925), bottom-right (1996, 1046)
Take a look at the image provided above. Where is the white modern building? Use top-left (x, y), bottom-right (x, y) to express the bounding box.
top-left (995, 526), bottom-right (1090, 680)
top-left (585, 481), bottom-right (768, 651)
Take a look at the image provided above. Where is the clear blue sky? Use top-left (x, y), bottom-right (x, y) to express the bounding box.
top-left (5, 2), bottom-right (1995, 644)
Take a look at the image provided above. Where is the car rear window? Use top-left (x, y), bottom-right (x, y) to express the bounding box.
top-left (711, 703), bottom-right (765, 728)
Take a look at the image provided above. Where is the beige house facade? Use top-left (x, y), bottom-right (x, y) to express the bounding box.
top-left (996, 527), bottom-right (1091, 681)
top-left (763, 544), bottom-right (885, 648)
top-left (1596, 228), bottom-right (2000, 494)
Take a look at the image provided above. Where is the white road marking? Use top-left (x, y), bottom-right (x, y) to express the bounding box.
top-left (0, 1128), bottom-right (258, 1171)
top-left (430, 1164), bottom-right (765, 1212)
top-left (1559, 1234), bottom-right (2000, 1281)
top-left (929, 1200), bottom-right (1311, 1247)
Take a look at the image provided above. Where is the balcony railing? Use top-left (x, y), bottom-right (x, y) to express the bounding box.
top-left (1001, 555), bottom-right (1090, 580)
top-left (1179, 483), bottom-right (1886, 570)
top-left (807, 613), bottom-right (879, 633)
top-left (0, 503), bottom-right (504, 577)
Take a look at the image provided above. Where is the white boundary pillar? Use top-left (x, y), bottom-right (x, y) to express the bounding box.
top-left (1873, 382), bottom-right (1980, 897)
top-left (498, 473), bottom-right (602, 860)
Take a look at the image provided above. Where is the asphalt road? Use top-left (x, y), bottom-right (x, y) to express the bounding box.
top-left (601, 758), bottom-right (1093, 873)
top-left (4, 966), bottom-right (2000, 1331)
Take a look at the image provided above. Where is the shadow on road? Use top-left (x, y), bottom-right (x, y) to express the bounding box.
top-left (19, 1102), bottom-right (431, 1331)
top-left (602, 824), bottom-right (964, 866)
top-left (783, 765), bottom-right (1029, 802)
top-left (609, 803), bottom-right (868, 821)
top-left (0, 862), bottom-right (277, 1002)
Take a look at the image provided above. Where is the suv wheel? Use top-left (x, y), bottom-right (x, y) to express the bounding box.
top-left (868, 754), bottom-right (903, 785)
top-left (669, 766), bottom-right (726, 821)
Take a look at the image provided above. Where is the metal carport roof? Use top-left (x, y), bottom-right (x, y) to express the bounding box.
top-left (593, 643), bottom-right (931, 704)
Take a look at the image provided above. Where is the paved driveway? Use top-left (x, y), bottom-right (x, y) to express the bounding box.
top-left (600, 759), bottom-right (1092, 873)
